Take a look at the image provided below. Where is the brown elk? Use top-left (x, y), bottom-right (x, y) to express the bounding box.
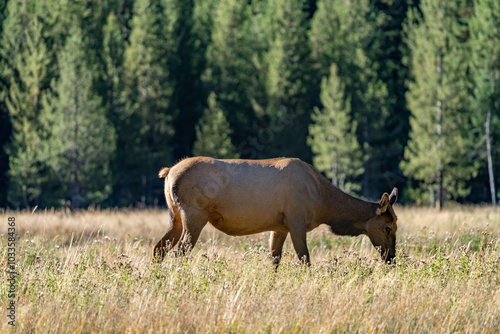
top-left (153, 157), bottom-right (398, 267)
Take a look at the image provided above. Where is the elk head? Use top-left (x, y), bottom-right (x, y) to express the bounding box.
top-left (366, 188), bottom-right (398, 263)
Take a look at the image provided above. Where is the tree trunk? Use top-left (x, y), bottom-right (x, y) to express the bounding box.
top-left (436, 170), bottom-right (443, 211)
top-left (72, 77), bottom-right (81, 209)
top-left (485, 109), bottom-right (497, 208)
top-left (72, 172), bottom-right (81, 209)
top-left (331, 158), bottom-right (338, 187)
top-left (361, 114), bottom-right (370, 198)
top-left (436, 46), bottom-right (443, 211)
top-left (436, 98), bottom-right (443, 211)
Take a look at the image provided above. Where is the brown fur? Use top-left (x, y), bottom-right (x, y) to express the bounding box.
top-left (153, 157), bottom-right (398, 267)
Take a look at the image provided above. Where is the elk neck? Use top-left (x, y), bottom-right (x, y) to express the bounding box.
top-left (319, 182), bottom-right (379, 237)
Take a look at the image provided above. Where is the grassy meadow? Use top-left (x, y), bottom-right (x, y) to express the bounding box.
top-left (1, 206), bottom-right (499, 333)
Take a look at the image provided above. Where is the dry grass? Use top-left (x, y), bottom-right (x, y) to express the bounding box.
top-left (1, 206), bottom-right (499, 333)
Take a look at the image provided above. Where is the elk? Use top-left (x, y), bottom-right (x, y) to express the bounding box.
top-left (153, 157), bottom-right (398, 267)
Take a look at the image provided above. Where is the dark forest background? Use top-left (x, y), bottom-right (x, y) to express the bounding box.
top-left (0, 0), bottom-right (498, 209)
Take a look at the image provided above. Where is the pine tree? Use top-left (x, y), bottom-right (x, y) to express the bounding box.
top-left (120, 0), bottom-right (177, 205)
top-left (42, 0), bottom-right (87, 52)
top-left (401, 0), bottom-right (475, 209)
top-left (0, 0), bottom-right (7, 27)
top-left (193, 92), bottom-right (239, 159)
top-left (469, 0), bottom-right (500, 207)
top-left (310, 0), bottom-right (371, 82)
top-left (169, 0), bottom-right (209, 158)
top-left (0, 0), bottom-right (11, 206)
top-left (192, 0), bottom-right (219, 62)
top-left (308, 64), bottom-right (365, 194)
top-left (79, 0), bottom-right (136, 134)
top-left (102, 12), bottom-right (126, 205)
top-left (0, 101), bottom-right (9, 207)
top-left (1, 1), bottom-right (50, 207)
top-left (103, 12), bottom-right (125, 122)
top-left (203, 0), bottom-right (267, 150)
top-left (263, 0), bottom-right (313, 160)
top-left (42, 27), bottom-right (116, 208)
top-left (310, 0), bottom-right (390, 198)
top-left (370, 0), bottom-right (415, 188)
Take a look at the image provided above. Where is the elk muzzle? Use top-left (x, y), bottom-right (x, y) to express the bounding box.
top-left (381, 236), bottom-right (396, 264)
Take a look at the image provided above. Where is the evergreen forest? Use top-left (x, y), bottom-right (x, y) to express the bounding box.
top-left (0, 0), bottom-right (498, 209)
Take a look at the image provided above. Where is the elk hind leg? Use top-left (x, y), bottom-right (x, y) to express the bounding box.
top-left (270, 231), bottom-right (287, 270)
top-left (153, 210), bottom-right (182, 262)
top-left (176, 209), bottom-right (208, 255)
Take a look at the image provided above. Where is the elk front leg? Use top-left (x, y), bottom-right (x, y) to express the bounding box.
top-left (288, 221), bottom-right (310, 266)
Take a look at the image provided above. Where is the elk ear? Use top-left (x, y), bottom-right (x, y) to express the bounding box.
top-left (376, 193), bottom-right (390, 215)
top-left (389, 187), bottom-right (398, 205)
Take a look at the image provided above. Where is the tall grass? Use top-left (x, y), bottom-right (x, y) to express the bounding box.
top-left (1, 206), bottom-right (499, 333)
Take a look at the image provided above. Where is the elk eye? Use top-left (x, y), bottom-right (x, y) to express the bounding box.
top-left (385, 227), bottom-right (392, 234)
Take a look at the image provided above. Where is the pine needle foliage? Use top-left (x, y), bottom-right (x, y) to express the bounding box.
top-left (309, 64), bottom-right (365, 194)
top-left (193, 92), bottom-right (239, 159)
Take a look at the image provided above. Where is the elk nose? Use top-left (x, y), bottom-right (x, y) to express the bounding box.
top-left (385, 253), bottom-right (396, 264)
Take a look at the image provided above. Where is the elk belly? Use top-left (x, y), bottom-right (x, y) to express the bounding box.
top-left (208, 208), bottom-right (286, 236)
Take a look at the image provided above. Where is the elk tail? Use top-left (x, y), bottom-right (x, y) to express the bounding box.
top-left (158, 167), bottom-right (171, 179)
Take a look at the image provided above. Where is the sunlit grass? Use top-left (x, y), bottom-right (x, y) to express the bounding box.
top-left (1, 206), bottom-right (499, 333)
